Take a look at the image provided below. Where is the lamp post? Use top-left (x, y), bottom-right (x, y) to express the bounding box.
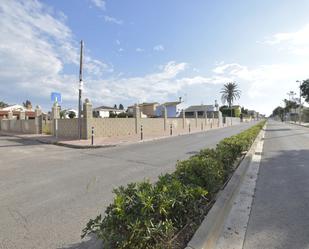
top-left (297, 80), bottom-right (302, 124)
top-left (78, 40), bottom-right (83, 140)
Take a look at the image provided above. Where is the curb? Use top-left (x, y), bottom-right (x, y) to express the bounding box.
top-left (288, 121), bottom-right (309, 128)
top-left (0, 132), bottom-right (116, 149)
top-left (185, 123), bottom-right (266, 249)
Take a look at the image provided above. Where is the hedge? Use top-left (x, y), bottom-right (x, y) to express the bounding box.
top-left (82, 121), bottom-right (266, 249)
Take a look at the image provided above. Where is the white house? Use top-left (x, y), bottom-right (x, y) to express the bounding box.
top-left (1, 104), bottom-right (28, 111)
top-left (93, 106), bottom-right (124, 118)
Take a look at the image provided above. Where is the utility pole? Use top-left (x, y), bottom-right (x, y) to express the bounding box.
top-left (78, 40), bottom-right (84, 139)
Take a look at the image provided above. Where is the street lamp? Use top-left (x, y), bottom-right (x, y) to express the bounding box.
top-left (296, 80), bottom-right (302, 124)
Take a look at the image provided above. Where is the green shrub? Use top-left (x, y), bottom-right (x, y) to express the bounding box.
top-left (175, 157), bottom-right (224, 194)
top-left (82, 121), bottom-right (265, 249)
top-left (82, 177), bottom-right (208, 249)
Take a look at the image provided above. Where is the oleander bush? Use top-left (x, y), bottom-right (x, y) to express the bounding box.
top-left (175, 156), bottom-right (224, 195)
top-left (82, 121), bottom-right (265, 249)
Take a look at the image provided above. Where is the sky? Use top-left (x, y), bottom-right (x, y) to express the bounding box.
top-left (1, 0), bottom-right (309, 115)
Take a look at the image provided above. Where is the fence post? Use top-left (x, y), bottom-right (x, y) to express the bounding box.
top-left (204, 109), bottom-right (208, 126)
top-left (91, 126), bottom-right (94, 145)
top-left (195, 111), bottom-right (198, 128)
top-left (189, 123), bottom-right (191, 133)
top-left (141, 124), bottom-right (143, 140)
top-left (170, 124), bottom-right (172, 136)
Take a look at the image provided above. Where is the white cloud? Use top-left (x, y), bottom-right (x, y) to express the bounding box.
top-left (262, 23), bottom-right (309, 55)
top-left (136, 48), bottom-right (144, 52)
top-left (90, 0), bottom-right (106, 10)
top-left (153, 44), bottom-right (165, 51)
top-left (116, 39), bottom-right (120, 45)
top-left (0, 0), bottom-right (110, 105)
top-left (104, 15), bottom-right (123, 25)
top-left (211, 61), bottom-right (309, 114)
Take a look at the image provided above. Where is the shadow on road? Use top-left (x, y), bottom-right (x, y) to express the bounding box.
top-left (244, 149), bottom-right (309, 249)
top-left (0, 136), bottom-right (42, 147)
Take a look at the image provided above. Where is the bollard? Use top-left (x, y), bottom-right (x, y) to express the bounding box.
top-left (170, 124), bottom-right (172, 136)
top-left (201, 123), bottom-right (203, 131)
top-left (91, 126), bottom-right (94, 145)
top-left (211, 122), bottom-right (213, 129)
top-left (141, 124), bottom-right (143, 140)
top-left (189, 123), bottom-right (191, 133)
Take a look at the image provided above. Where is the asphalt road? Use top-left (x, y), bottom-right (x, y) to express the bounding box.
top-left (243, 121), bottom-right (309, 249)
top-left (0, 122), bottom-right (257, 249)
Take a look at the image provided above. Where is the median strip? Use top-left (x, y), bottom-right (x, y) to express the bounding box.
top-left (81, 121), bottom-right (266, 249)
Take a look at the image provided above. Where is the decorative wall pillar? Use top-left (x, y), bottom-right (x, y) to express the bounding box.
top-left (51, 102), bottom-right (60, 137)
top-left (8, 110), bottom-right (13, 120)
top-left (19, 111), bottom-right (25, 120)
top-left (82, 98), bottom-right (93, 139)
top-left (182, 109), bottom-right (186, 129)
top-left (133, 104), bottom-right (141, 134)
top-left (218, 111), bottom-right (222, 128)
top-left (162, 106), bottom-right (167, 131)
top-left (195, 111), bottom-right (198, 128)
top-left (35, 106), bottom-right (42, 134)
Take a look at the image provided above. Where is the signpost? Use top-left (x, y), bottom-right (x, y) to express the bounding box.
top-left (51, 92), bottom-right (62, 103)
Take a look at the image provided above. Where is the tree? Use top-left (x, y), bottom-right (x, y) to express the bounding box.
top-left (283, 99), bottom-right (298, 113)
top-left (272, 106), bottom-right (284, 121)
top-left (0, 101), bottom-right (8, 108)
top-left (241, 107), bottom-right (248, 115)
top-left (220, 82), bottom-right (241, 117)
top-left (219, 105), bottom-right (241, 117)
top-left (60, 110), bottom-right (66, 119)
top-left (300, 79), bottom-right (309, 103)
top-left (23, 100), bottom-right (32, 110)
top-left (119, 104), bottom-right (124, 110)
top-left (68, 111), bottom-right (76, 119)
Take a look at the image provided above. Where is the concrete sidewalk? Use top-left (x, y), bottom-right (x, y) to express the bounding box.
top-left (289, 121), bottom-right (309, 127)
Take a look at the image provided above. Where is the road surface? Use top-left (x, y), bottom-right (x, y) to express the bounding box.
top-left (243, 121), bottom-right (309, 249)
top-left (0, 122), bottom-right (256, 249)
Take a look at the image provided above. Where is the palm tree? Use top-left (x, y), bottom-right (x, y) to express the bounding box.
top-left (220, 82), bottom-right (241, 118)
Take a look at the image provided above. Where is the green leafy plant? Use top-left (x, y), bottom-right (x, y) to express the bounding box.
top-left (82, 121), bottom-right (266, 249)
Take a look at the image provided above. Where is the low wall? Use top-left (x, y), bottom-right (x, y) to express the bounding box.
top-left (56, 119), bottom-right (79, 138)
top-left (89, 118), bottom-right (136, 137)
top-left (52, 116), bottom-right (238, 140)
top-left (0, 119), bottom-right (37, 134)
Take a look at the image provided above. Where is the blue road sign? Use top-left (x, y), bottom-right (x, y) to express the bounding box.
top-left (51, 92), bottom-right (62, 103)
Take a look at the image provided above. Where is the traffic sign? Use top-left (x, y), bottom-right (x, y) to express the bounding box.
top-left (51, 92), bottom-right (62, 103)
